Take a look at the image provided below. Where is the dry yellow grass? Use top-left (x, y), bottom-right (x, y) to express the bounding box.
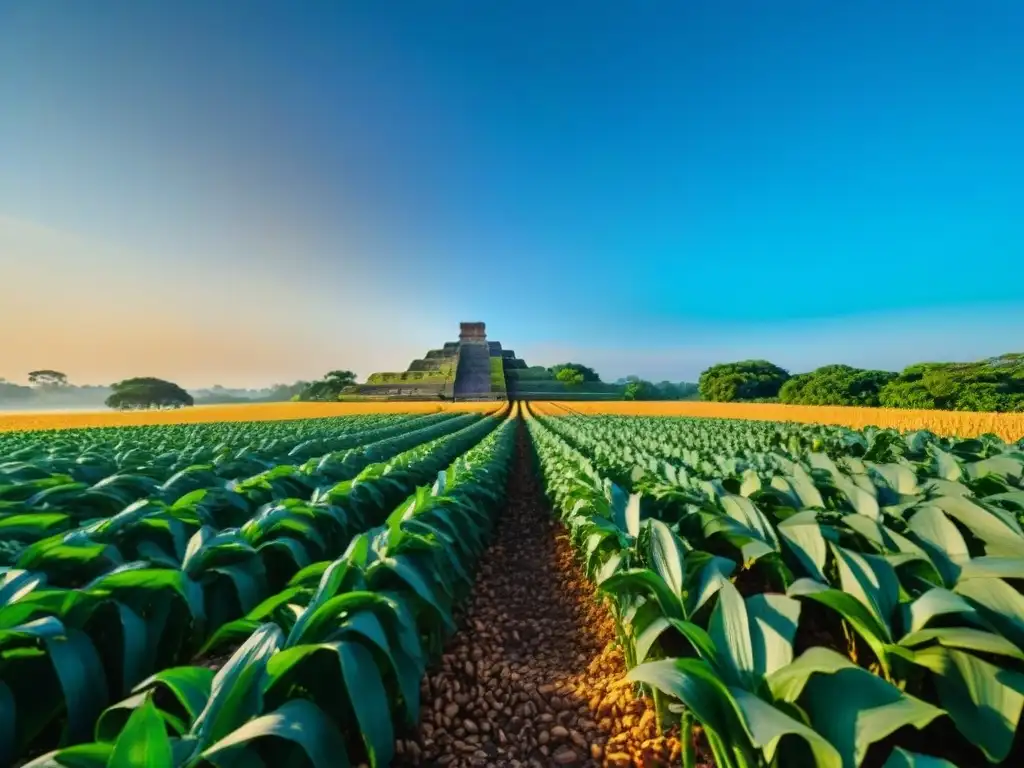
top-left (0, 401), bottom-right (501, 433)
top-left (531, 401), bottom-right (1024, 442)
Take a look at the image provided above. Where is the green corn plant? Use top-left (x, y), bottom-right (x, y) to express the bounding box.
top-left (0, 615), bottom-right (109, 765)
top-left (631, 579), bottom-right (943, 768)
top-left (526, 408), bottom-right (1023, 765)
top-left (24, 623), bottom-right (349, 768)
top-left (787, 541), bottom-right (1024, 762)
top-left (599, 518), bottom-right (735, 669)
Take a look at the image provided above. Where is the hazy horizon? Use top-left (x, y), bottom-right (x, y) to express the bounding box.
top-left (3, 2), bottom-right (1022, 389)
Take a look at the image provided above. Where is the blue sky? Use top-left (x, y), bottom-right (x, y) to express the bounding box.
top-left (1, 2), bottom-right (1022, 387)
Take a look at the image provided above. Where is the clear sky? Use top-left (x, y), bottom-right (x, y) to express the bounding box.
top-left (2, 1), bottom-right (1022, 387)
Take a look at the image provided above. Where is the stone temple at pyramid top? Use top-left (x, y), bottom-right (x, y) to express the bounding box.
top-left (458, 322), bottom-right (487, 344)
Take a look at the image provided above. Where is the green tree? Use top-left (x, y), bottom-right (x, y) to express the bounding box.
top-left (105, 378), bottom-right (193, 409)
top-left (778, 364), bottom-right (896, 407)
top-left (878, 353), bottom-right (1024, 412)
top-left (324, 370), bottom-right (357, 387)
top-left (549, 363), bottom-right (601, 383)
top-left (555, 368), bottom-right (585, 387)
top-left (28, 370), bottom-right (68, 388)
top-left (299, 370), bottom-right (359, 401)
top-left (698, 360), bottom-right (790, 402)
top-left (624, 380), bottom-right (658, 400)
top-left (264, 381), bottom-right (310, 401)
top-left (651, 381), bottom-right (700, 400)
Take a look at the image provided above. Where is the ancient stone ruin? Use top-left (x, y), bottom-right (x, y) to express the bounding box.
top-left (360, 322), bottom-right (528, 401)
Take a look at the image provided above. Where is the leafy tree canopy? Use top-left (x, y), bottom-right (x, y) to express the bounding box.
top-left (105, 378), bottom-right (193, 409)
top-left (654, 381), bottom-right (699, 400)
top-left (548, 363), bottom-right (601, 383)
top-left (623, 380), bottom-right (658, 400)
top-left (779, 364), bottom-right (897, 407)
top-left (554, 368), bottom-right (585, 386)
top-left (698, 360), bottom-right (790, 402)
top-left (620, 379), bottom-right (699, 401)
top-left (28, 370), bottom-right (68, 387)
top-left (878, 353), bottom-right (1024, 412)
top-left (299, 370), bottom-right (359, 401)
top-left (324, 370), bottom-right (357, 386)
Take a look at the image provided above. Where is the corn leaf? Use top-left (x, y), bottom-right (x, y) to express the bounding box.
top-left (201, 699), bottom-right (349, 768)
top-left (107, 697), bottom-right (173, 768)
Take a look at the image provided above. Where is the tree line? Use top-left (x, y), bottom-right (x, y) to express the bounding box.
top-left (9, 352), bottom-right (1020, 412)
top-left (697, 353), bottom-right (1024, 412)
top-left (0, 371), bottom-right (326, 411)
top-left (528, 363), bottom-right (699, 401)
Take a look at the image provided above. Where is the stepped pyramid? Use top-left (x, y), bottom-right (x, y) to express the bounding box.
top-left (359, 322), bottom-right (526, 401)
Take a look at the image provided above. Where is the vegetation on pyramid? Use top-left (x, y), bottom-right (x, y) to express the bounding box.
top-left (353, 322), bottom-right (700, 401)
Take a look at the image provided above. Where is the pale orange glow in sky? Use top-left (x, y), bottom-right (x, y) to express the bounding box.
top-left (2, 4), bottom-right (1021, 391)
top-left (0, 215), bottom-right (449, 387)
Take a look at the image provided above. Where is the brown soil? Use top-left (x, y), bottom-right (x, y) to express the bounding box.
top-left (392, 423), bottom-right (693, 768)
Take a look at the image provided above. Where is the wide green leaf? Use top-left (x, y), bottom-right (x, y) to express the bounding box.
top-left (0, 569), bottom-right (48, 607)
top-left (912, 646), bottom-right (1024, 762)
top-left (955, 576), bottom-right (1024, 650)
top-left (646, 519), bottom-right (686, 599)
top-left (729, 686), bottom-right (841, 768)
top-left (21, 743), bottom-right (114, 768)
top-left (46, 627), bottom-right (109, 743)
top-left (932, 496), bottom-right (1024, 558)
top-left (685, 554), bottom-right (735, 616)
top-left (746, 592), bottom-right (801, 680)
top-left (787, 579), bottom-right (893, 667)
top-left (367, 557), bottom-right (454, 633)
top-left (107, 697), bottom-right (173, 768)
top-left (882, 747), bottom-right (957, 767)
top-left (719, 495), bottom-right (780, 552)
top-left (190, 623), bottom-right (282, 749)
top-left (900, 627), bottom-right (1024, 660)
top-left (337, 639), bottom-right (394, 767)
top-left (830, 544), bottom-right (899, 637)
top-left (906, 507), bottom-right (969, 586)
top-left (136, 666), bottom-right (214, 725)
top-left (958, 556), bottom-right (1024, 580)
top-left (904, 587), bottom-right (977, 635)
top-left (777, 510), bottom-right (828, 581)
top-left (201, 699), bottom-right (349, 768)
top-left (627, 657), bottom-right (748, 751)
top-left (708, 581), bottom-right (755, 689)
top-left (768, 647), bottom-right (942, 767)
top-left (631, 599), bottom-right (671, 665)
top-left (600, 569), bottom-right (684, 622)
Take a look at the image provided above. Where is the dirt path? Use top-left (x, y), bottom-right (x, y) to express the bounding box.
top-left (394, 422), bottom-right (684, 767)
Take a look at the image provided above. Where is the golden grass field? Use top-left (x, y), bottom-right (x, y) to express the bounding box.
top-left (0, 401), bottom-right (501, 433)
top-left (2, 399), bottom-right (1021, 441)
top-left (531, 401), bottom-right (1024, 441)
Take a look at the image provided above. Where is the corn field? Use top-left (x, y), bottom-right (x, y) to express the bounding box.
top-left (2, 402), bottom-right (1023, 767)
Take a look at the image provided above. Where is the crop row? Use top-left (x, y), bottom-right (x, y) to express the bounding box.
top-left (0, 410), bottom-right (466, 505)
top-left (526, 404), bottom-right (1024, 767)
top-left (0, 410), bottom-right (485, 566)
top-left (0, 407), bottom-right (510, 765)
top-left (0, 411), bottom-right (405, 454)
top-left (23, 411), bottom-right (517, 768)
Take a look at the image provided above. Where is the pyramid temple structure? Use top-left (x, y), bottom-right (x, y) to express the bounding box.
top-left (356, 322), bottom-right (527, 401)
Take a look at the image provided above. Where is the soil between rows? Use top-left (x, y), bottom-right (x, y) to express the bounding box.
top-left (392, 422), bottom-right (694, 768)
